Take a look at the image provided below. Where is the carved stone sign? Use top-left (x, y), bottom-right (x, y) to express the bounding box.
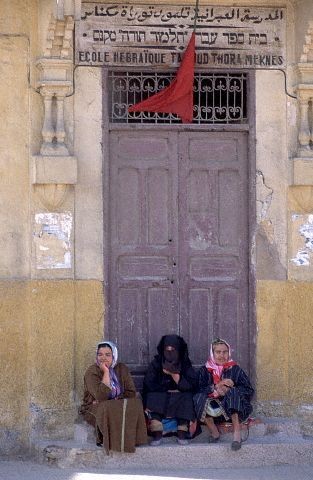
top-left (75, 3), bottom-right (286, 68)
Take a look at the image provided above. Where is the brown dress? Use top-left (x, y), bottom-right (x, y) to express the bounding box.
top-left (80, 362), bottom-right (147, 453)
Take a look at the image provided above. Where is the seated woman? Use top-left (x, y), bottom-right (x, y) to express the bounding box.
top-left (79, 340), bottom-right (147, 453)
top-left (143, 334), bottom-right (197, 446)
top-left (194, 338), bottom-right (254, 451)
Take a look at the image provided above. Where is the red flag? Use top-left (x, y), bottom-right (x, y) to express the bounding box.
top-left (128, 32), bottom-right (195, 123)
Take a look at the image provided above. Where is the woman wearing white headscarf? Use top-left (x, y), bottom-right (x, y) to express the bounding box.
top-left (194, 338), bottom-right (254, 451)
top-left (80, 341), bottom-right (147, 453)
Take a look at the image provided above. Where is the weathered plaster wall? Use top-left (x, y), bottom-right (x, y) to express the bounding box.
top-left (0, 0), bottom-right (105, 454)
top-left (254, 0), bottom-right (313, 427)
top-left (255, 70), bottom-right (288, 279)
top-left (0, 35), bottom-right (30, 278)
top-left (257, 281), bottom-right (313, 416)
top-left (74, 280), bottom-right (105, 402)
top-left (74, 67), bottom-right (103, 280)
top-left (28, 280), bottom-right (104, 439)
top-left (0, 1), bottom-right (34, 455)
top-left (0, 279), bottom-right (103, 453)
top-left (0, 282), bottom-right (30, 453)
top-left (294, 0), bottom-right (313, 62)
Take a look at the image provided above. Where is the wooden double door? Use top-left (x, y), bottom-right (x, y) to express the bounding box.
top-left (106, 129), bottom-right (251, 380)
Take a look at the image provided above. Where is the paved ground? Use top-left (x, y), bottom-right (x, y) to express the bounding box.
top-left (1, 459), bottom-right (313, 480)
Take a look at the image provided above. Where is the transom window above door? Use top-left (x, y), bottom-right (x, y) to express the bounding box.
top-left (108, 71), bottom-right (248, 124)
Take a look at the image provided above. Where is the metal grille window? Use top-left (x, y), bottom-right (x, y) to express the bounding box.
top-left (109, 71), bottom-right (248, 124)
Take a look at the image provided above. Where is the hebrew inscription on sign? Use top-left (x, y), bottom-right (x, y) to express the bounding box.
top-left (75, 3), bottom-right (286, 68)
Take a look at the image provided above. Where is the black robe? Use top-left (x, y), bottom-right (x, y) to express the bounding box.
top-left (142, 335), bottom-right (198, 421)
top-left (194, 364), bottom-right (254, 422)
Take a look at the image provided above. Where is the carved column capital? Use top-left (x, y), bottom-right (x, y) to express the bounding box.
top-left (297, 84), bottom-right (313, 102)
top-left (36, 57), bottom-right (73, 84)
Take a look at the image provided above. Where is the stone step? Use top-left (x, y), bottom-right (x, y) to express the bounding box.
top-left (72, 416), bottom-right (301, 444)
top-left (33, 418), bottom-right (313, 470)
top-left (33, 435), bottom-right (313, 469)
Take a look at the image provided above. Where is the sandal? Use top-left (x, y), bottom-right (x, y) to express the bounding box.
top-left (231, 440), bottom-right (241, 451)
top-left (150, 431), bottom-right (163, 447)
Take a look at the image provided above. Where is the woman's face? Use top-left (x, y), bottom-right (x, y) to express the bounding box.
top-left (97, 346), bottom-right (113, 368)
top-left (213, 343), bottom-right (229, 365)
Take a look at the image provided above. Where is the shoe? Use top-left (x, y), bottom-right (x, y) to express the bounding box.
top-left (150, 438), bottom-right (162, 446)
top-left (208, 435), bottom-right (220, 443)
top-left (231, 440), bottom-right (241, 451)
top-left (177, 437), bottom-right (189, 445)
top-left (150, 431), bottom-right (162, 447)
top-left (96, 442), bottom-right (103, 447)
top-left (177, 430), bottom-right (189, 446)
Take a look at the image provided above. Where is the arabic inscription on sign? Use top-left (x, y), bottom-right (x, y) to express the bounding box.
top-left (75, 4), bottom-right (286, 69)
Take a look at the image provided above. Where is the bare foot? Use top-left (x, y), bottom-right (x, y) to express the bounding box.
top-left (231, 412), bottom-right (241, 443)
top-left (233, 429), bottom-right (241, 443)
top-left (204, 416), bottom-right (220, 439)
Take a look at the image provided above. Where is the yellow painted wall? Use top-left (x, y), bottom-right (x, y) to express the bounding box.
top-left (0, 282), bottom-right (31, 453)
top-left (0, 280), bottom-right (104, 452)
top-left (257, 281), bottom-right (313, 414)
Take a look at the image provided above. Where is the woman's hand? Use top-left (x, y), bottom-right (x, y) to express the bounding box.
top-left (163, 369), bottom-right (180, 384)
top-left (99, 362), bottom-right (111, 387)
top-left (222, 379), bottom-right (234, 388)
top-left (215, 380), bottom-right (232, 397)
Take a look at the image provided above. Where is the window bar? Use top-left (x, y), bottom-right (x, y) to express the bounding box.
top-left (109, 72), bottom-right (247, 124)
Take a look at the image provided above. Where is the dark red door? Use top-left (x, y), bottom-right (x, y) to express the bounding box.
top-left (107, 129), bottom-right (250, 379)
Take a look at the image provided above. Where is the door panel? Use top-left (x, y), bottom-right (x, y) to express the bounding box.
top-left (108, 131), bottom-right (179, 376)
top-left (147, 168), bottom-right (170, 245)
top-left (108, 129), bottom-right (250, 379)
top-left (117, 167), bottom-right (140, 245)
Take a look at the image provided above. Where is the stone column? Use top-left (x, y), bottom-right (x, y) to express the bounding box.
top-left (55, 91), bottom-right (67, 145)
top-left (298, 93), bottom-right (311, 154)
top-left (36, 58), bottom-right (73, 156)
top-left (293, 65), bottom-right (313, 185)
top-left (41, 90), bottom-right (54, 148)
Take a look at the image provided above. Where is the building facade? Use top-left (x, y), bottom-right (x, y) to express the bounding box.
top-left (1, 0), bottom-right (313, 453)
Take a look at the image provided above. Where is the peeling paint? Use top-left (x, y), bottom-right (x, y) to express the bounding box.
top-left (291, 250), bottom-right (310, 266)
top-left (256, 170), bottom-right (273, 222)
top-left (256, 221), bottom-right (286, 279)
top-left (189, 231), bottom-right (212, 250)
top-left (299, 215), bottom-right (313, 251)
top-left (33, 213), bottom-right (72, 269)
top-left (189, 221), bottom-right (213, 250)
top-left (287, 101), bottom-right (297, 127)
top-left (291, 214), bottom-right (313, 267)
